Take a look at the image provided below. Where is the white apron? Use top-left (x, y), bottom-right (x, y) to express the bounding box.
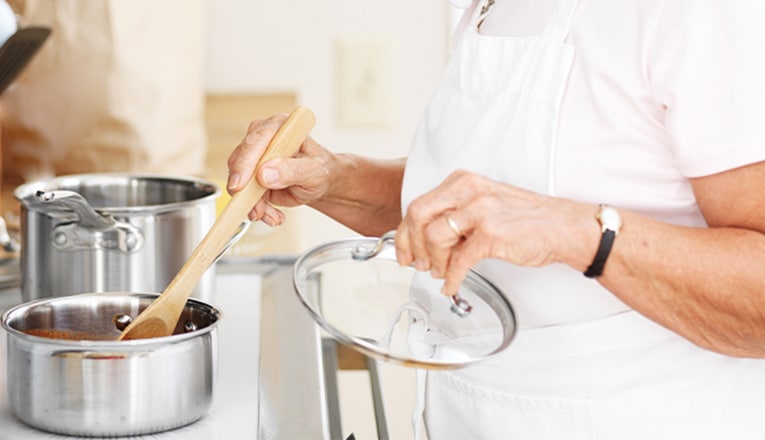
top-left (401, 0), bottom-right (765, 438)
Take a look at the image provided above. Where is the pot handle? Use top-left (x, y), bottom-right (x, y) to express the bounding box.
top-left (36, 190), bottom-right (114, 229)
top-left (350, 231), bottom-right (473, 318)
top-left (211, 219), bottom-right (251, 264)
top-left (37, 190), bottom-right (145, 253)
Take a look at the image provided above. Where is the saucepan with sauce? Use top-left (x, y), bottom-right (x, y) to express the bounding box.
top-left (0, 291), bottom-right (221, 437)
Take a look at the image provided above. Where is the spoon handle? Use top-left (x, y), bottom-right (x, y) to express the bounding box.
top-left (119, 106), bottom-right (316, 340)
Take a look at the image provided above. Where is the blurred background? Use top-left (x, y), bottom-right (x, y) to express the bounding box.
top-left (1, 0), bottom-right (456, 256)
top-left (0, 1), bottom-right (459, 438)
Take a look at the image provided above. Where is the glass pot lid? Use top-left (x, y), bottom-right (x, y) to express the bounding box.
top-left (292, 232), bottom-right (517, 369)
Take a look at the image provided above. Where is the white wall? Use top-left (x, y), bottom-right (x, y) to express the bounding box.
top-left (204, 0), bottom-right (454, 248)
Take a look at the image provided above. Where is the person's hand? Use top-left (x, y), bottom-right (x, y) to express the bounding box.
top-left (226, 113), bottom-right (334, 225)
top-left (395, 170), bottom-right (593, 295)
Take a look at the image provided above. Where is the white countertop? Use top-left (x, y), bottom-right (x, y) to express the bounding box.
top-left (0, 257), bottom-right (330, 440)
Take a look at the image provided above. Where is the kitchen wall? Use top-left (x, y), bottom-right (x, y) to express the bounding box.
top-left (204, 0), bottom-right (454, 251)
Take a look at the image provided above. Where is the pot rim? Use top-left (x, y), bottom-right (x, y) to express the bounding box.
top-left (0, 291), bottom-right (222, 348)
top-left (13, 172), bottom-right (220, 214)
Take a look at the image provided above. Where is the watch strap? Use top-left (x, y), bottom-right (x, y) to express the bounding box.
top-left (583, 229), bottom-right (616, 278)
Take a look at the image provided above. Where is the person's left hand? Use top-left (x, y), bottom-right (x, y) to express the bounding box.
top-left (395, 170), bottom-right (595, 295)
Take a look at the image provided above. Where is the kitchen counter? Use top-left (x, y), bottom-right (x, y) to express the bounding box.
top-left (0, 256), bottom-right (335, 440)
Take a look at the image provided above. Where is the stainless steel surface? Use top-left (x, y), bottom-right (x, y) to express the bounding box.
top-left (15, 174), bottom-right (219, 301)
top-left (0, 256), bottom-right (332, 439)
top-left (249, 257), bottom-right (331, 439)
top-left (36, 189), bottom-right (145, 253)
top-left (36, 189), bottom-right (115, 229)
top-left (365, 353), bottom-right (391, 440)
top-left (449, 294), bottom-right (473, 317)
top-left (351, 230), bottom-right (397, 261)
top-left (0, 255), bottom-right (19, 290)
top-left (293, 236), bottom-right (518, 370)
top-left (1, 292), bottom-right (220, 437)
top-left (321, 339), bottom-right (344, 440)
top-left (322, 338), bottom-right (391, 440)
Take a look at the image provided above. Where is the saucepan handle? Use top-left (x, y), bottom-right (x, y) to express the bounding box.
top-left (36, 190), bottom-right (114, 229)
top-left (351, 230), bottom-right (473, 318)
top-left (211, 219), bottom-right (251, 264)
top-left (37, 190), bottom-right (145, 253)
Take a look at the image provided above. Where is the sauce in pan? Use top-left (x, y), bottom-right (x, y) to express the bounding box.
top-left (22, 328), bottom-right (115, 341)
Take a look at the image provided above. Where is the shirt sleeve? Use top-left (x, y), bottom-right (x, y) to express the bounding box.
top-left (648, 0), bottom-right (765, 177)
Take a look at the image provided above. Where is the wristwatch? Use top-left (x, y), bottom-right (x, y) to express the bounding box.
top-left (583, 204), bottom-right (622, 278)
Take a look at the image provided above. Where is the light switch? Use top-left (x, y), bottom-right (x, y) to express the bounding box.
top-left (334, 37), bottom-right (397, 129)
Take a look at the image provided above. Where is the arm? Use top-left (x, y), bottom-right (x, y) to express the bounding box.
top-left (395, 160), bottom-right (765, 358)
top-left (306, 153), bottom-right (405, 236)
top-left (226, 113), bottom-right (404, 237)
top-left (601, 160), bottom-right (765, 357)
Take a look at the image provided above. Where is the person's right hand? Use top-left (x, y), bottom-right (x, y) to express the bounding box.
top-left (226, 113), bottom-right (334, 226)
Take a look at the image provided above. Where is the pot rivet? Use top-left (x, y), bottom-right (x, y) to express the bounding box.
top-left (53, 232), bottom-right (68, 246)
top-left (183, 320), bottom-right (197, 333)
top-left (113, 314), bottom-right (133, 331)
top-left (125, 233), bottom-right (137, 250)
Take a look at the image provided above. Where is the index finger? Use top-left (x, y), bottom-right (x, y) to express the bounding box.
top-left (396, 172), bottom-right (467, 269)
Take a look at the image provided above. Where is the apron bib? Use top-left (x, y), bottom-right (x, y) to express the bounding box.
top-left (403, 0), bottom-right (630, 331)
top-left (402, 0), bottom-right (576, 204)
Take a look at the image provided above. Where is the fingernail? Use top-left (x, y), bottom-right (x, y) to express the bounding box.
top-left (227, 172), bottom-right (241, 191)
top-left (430, 268), bottom-right (442, 279)
top-left (261, 168), bottom-right (279, 186)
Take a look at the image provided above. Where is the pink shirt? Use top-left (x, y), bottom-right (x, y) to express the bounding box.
top-left (462, 0), bottom-right (765, 227)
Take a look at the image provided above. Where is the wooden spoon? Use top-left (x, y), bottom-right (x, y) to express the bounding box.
top-left (118, 106), bottom-right (316, 340)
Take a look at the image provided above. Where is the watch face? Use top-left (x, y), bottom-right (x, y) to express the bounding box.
top-left (599, 206), bottom-right (622, 231)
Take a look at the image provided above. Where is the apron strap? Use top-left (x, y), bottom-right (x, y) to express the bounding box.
top-left (465, 0), bottom-right (491, 34)
top-left (541, 0), bottom-right (579, 42)
top-left (476, 0), bottom-right (495, 31)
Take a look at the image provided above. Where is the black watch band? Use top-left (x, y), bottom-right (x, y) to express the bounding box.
top-left (583, 229), bottom-right (616, 278)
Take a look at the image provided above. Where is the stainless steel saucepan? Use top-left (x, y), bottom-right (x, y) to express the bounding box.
top-left (0, 292), bottom-right (221, 437)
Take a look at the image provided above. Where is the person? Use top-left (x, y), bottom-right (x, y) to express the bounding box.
top-left (1, 0), bottom-right (207, 182)
top-left (227, 0), bottom-right (765, 438)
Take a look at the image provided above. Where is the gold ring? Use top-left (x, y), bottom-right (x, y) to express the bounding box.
top-left (444, 213), bottom-right (463, 238)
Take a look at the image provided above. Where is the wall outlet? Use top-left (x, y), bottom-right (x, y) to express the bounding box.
top-left (334, 37), bottom-right (396, 129)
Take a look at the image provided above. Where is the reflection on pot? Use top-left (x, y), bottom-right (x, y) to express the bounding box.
top-left (0, 291), bottom-right (221, 436)
top-left (14, 173), bottom-right (220, 301)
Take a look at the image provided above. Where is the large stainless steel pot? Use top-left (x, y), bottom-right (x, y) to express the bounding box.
top-left (14, 174), bottom-right (219, 301)
top-left (0, 292), bottom-right (220, 437)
